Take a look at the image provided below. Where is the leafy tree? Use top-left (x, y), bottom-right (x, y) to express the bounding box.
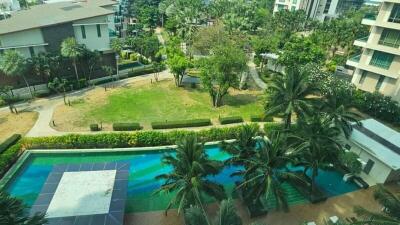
top-left (0, 50), bottom-right (33, 98)
top-left (48, 77), bottom-right (68, 105)
top-left (353, 184), bottom-right (400, 224)
top-left (198, 43), bottom-right (247, 107)
top-left (0, 191), bottom-right (47, 225)
top-left (338, 151), bottom-right (362, 175)
top-left (235, 133), bottom-right (299, 212)
top-left (110, 38), bottom-right (124, 57)
top-left (167, 54), bottom-right (189, 86)
top-left (61, 37), bottom-right (85, 84)
top-left (102, 66), bottom-right (115, 81)
top-left (155, 134), bottom-right (226, 215)
top-left (269, 10), bottom-right (310, 40)
top-left (192, 23), bottom-right (229, 55)
top-left (265, 67), bottom-right (318, 129)
top-left (30, 52), bottom-right (51, 81)
top-left (278, 36), bottom-right (325, 68)
top-left (83, 50), bottom-right (101, 83)
top-left (0, 86), bottom-right (18, 113)
top-left (185, 199), bottom-right (242, 225)
top-left (291, 115), bottom-right (342, 194)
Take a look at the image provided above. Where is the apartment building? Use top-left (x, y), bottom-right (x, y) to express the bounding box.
top-left (0, 0), bottom-right (118, 58)
top-left (346, 0), bottom-right (400, 101)
top-left (273, 0), bottom-right (363, 21)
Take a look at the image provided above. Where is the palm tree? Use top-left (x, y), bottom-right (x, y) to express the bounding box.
top-left (30, 52), bottom-right (51, 82)
top-left (184, 199), bottom-right (243, 225)
top-left (0, 191), bottom-right (47, 225)
top-left (234, 132), bottom-right (299, 212)
top-left (291, 115), bottom-right (342, 194)
top-left (322, 94), bottom-right (361, 139)
top-left (155, 134), bottom-right (226, 215)
top-left (48, 77), bottom-right (68, 105)
top-left (353, 184), bottom-right (400, 225)
top-left (265, 67), bottom-right (318, 129)
top-left (0, 50), bottom-right (33, 98)
top-left (61, 37), bottom-right (85, 84)
top-left (221, 124), bottom-right (259, 167)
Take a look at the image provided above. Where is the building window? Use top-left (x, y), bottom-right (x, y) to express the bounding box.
top-left (375, 75), bottom-right (385, 91)
top-left (324, 0), bottom-right (332, 13)
top-left (389, 4), bottom-right (400, 23)
top-left (369, 51), bottom-right (394, 69)
top-left (97, 24), bottom-right (102, 37)
top-left (81, 25), bottom-right (86, 39)
top-left (359, 71), bottom-right (367, 84)
top-left (29, 47), bottom-right (35, 56)
top-left (292, 0), bottom-right (297, 4)
top-left (279, 0), bottom-right (285, 2)
top-left (379, 28), bottom-right (400, 48)
top-left (291, 6), bottom-right (296, 11)
top-left (363, 159), bottom-right (374, 175)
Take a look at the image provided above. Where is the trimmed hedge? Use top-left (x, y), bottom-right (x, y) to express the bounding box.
top-left (0, 134), bottom-right (21, 154)
top-left (151, 119), bottom-right (212, 129)
top-left (22, 124), bottom-right (261, 149)
top-left (113, 123), bottom-right (142, 131)
top-left (250, 115), bottom-right (273, 122)
top-left (0, 142), bottom-right (23, 177)
top-left (90, 124), bottom-right (101, 131)
top-left (219, 116), bottom-right (243, 125)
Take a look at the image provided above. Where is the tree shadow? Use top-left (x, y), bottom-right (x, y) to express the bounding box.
top-left (223, 93), bottom-right (260, 107)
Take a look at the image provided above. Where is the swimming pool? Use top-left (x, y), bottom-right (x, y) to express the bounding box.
top-left (4, 145), bottom-right (359, 213)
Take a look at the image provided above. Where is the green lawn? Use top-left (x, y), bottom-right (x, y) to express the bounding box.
top-left (74, 81), bottom-right (263, 126)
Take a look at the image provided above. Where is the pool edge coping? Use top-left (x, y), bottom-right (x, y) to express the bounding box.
top-left (0, 140), bottom-right (233, 190)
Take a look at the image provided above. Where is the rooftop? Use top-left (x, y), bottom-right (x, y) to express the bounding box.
top-left (350, 118), bottom-right (400, 170)
top-left (0, 0), bottom-right (116, 35)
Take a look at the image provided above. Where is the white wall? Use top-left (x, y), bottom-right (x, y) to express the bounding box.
top-left (0, 28), bottom-right (46, 58)
top-left (73, 15), bottom-right (111, 51)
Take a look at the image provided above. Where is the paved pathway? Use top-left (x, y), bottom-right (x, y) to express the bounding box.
top-left (248, 54), bottom-right (267, 90)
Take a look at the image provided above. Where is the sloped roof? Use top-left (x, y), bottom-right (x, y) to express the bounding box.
top-left (350, 118), bottom-right (400, 170)
top-left (0, 1), bottom-right (115, 35)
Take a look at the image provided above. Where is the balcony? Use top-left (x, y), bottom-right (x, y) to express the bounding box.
top-left (362, 12), bottom-right (378, 26)
top-left (346, 54), bottom-right (361, 67)
top-left (354, 36), bottom-right (369, 47)
top-left (378, 39), bottom-right (400, 48)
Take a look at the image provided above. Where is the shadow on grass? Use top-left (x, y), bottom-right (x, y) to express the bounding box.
top-left (223, 93), bottom-right (260, 107)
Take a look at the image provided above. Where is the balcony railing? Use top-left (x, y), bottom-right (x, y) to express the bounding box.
top-left (378, 39), bottom-right (400, 48)
top-left (364, 12), bottom-right (377, 20)
top-left (357, 36), bottom-right (369, 42)
top-left (349, 54), bottom-right (361, 62)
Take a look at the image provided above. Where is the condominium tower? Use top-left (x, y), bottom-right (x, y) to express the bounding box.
top-left (346, 0), bottom-right (400, 101)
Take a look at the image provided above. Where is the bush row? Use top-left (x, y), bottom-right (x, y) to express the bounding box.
top-left (113, 123), bottom-right (142, 131)
top-left (151, 119), bottom-right (212, 129)
top-left (0, 142), bottom-right (23, 177)
top-left (250, 115), bottom-right (273, 122)
top-left (219, 116), bottom-right (243, 125)
top-left (22, 124), bottom-right (269, 150)
top-left (0, 134), bottom-right (21, 154)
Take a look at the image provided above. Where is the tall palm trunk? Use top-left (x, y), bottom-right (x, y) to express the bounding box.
top-left (22, 75), bottom-right (34, 98)
top-left (72, 58), bottom-right (79, 86)
top-left (285, 113), bottom-right (292, 129)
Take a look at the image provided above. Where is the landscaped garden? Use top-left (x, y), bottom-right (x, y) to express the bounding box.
top-left (52, 80), bottom-right (264, 131)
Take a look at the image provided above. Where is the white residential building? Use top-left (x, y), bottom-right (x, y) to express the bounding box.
top-left (273, 0), bottom-right (363, 21)
top-left (346, 0), bottom-right (400, 101)
top-left (345, 119), bottom-right (400, 185)
top-left (0, 0), bottom-right (118, 58)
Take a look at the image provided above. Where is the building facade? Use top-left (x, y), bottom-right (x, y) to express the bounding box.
top-left (273, 0), bottom-right (363, 21)
top-left (346, 0), bottom-right (400, 102)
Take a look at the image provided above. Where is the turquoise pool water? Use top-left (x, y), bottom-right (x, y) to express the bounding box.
top-left (5, 146), bottom-right (359, 213)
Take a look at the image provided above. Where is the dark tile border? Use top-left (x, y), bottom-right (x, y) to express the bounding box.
top-left (30, 162), bottom-right (129, 225)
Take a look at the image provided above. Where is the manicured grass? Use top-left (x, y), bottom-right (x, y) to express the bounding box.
top-left (76, 81), bottom-right (263, 126)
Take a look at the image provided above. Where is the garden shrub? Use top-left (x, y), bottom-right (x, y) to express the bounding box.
top-left (90, 124), bottom-right (100, 131)
top-left (0, 142), bottom-right (23, 177)
top-left (151, 119), bottom-right (212, 129)
top-left (129, 53), bottom-right (138, 61)
top-left (219, 116), bottom-right (244, 125)
top-left (263, 122), bottom-right (285, 135)
top-left (113, 123), bottom-right (142, 131)
top-left (0, 134), bottom-right (21, 154)
top-left (250, 115), bottom-right (273, 122)
top-left (22, 124), bottom-right (261, 150)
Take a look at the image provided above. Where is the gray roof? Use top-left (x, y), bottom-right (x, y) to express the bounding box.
top-left (350, 119), bottom-right (400, 170)
top-left (0, 1), bottom-right (116, 35)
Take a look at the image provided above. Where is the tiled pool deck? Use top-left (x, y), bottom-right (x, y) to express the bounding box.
top-left (30, 162), bottom-right (129, 225)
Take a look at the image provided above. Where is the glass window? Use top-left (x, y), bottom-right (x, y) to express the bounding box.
top-left (375, 76), bottom-right (385, 91)
top-left (379, 28), bottom-right (400, 48)
top-left (359, 71), bottom-right (367, 84)
top-left (369, 51), bottom-right (394, 69)
top-left (81, 25), bottom-right (86, 39)
top-left (324, 0), bottom-right (332, 13)
top-left (363, 159), bottom-right (374, 174)
top-left (29, 47), bottom-right (35, 57)
top-left (292, 0), bottom-right (297, 4)
top-left (389, 4), bottom-right (400, 23)
top-left (291, 6), bottom-right (296, 11)
top-left (97, 24), bottom-right (102, 37)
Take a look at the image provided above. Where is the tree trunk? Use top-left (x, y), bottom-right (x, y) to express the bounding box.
top-left (285, 113), bottom-right (292, 129)
top-left (8, 105), bottom-right (14, 113)
top-left (311, 167), bottom-right (318, 194)
top-left (22, 75), bottom-right (34, 98)
top-left (73, 59), bottom-right (80, 87)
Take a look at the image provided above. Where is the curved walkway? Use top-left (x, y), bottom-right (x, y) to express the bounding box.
top-left (248, 54), bottom-right (267, 90)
